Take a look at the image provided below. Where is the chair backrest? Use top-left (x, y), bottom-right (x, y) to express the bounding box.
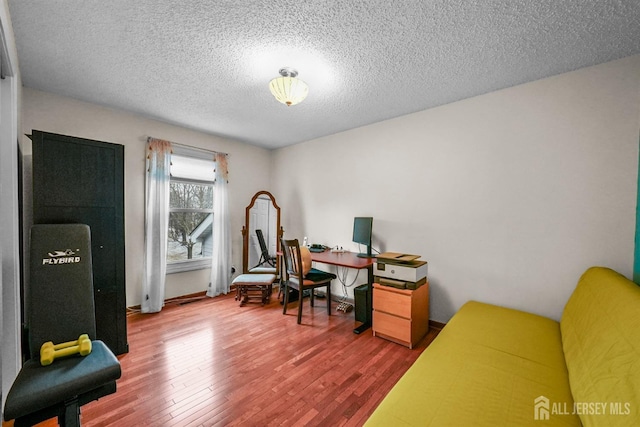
top-left (280, 238), bottom-right (303, 281)
top-left (256, 229), bottom-right (270, 259)
top-left (28, 224), bottom-right (97, 359)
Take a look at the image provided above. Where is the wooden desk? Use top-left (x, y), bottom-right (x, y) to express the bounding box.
top-left (310, 250), bottom-right (375, 334)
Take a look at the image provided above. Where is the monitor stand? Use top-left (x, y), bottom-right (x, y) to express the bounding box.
top-left (357, 246), bottom-right (374, 258)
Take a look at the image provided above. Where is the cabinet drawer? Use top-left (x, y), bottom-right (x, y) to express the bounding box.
top-left (373, 310), bottom-right (412, 343)
top-left (373, 287), bottom-right (411, 318)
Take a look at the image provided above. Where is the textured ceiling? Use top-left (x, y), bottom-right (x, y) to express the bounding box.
top-left (8, 1), bottom-right (640, 149)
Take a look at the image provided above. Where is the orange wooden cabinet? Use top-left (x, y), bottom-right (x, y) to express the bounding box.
top-left (372, 282), bottom-right (430, 349)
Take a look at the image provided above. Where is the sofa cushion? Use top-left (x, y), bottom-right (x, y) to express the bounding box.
top-left (561, 267), bottom-right (639, 426)
top-left (366, 301), bottom-right (580, 426)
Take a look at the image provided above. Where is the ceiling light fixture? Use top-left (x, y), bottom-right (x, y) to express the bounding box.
top-left (269, 67), bottom-right (309, 106)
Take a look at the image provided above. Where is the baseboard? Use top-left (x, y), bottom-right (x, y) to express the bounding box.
top-left (167, 291), bottom-right (208, 301)
top-left (429, 320), bottom-right (446, 331)
top-left (128, 290), bottom-right (447, 333)
top-left (330, 294), bottom-right (354, 305)
top-left (127, 291), bottom-right (209, 311)
top-left (321, 292), bottom-right (447, 330)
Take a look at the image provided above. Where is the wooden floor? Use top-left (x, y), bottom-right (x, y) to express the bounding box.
top-left (4, 291), bottom-right (440, 427)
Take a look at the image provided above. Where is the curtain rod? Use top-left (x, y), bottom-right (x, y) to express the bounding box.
top-left (147, 136), bottom-right (229, 157)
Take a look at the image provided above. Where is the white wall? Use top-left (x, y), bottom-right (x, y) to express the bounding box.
top-left (0, 0), bottom-right (21, 412)
top-left (14, 54), bottom-right (640, 325)
top-left (272, 55), bottom-right (640, 323)
top-left (20, 88), bottom-right (273, 305)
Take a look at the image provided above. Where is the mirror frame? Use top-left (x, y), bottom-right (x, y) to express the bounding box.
top-left (241, 190), bottom-right (284, 274)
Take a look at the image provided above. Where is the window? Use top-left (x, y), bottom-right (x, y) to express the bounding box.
top-left (166, 153), bottom-right (215, 273)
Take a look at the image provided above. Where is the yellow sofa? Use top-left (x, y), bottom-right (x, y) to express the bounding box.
top-left (365, 267), bottom-right (639, 426)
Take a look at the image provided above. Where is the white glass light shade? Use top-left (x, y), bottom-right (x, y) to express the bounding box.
top-left (269, 72), bottom-right (309, 106)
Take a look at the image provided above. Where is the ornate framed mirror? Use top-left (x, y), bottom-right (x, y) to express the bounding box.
top-left (242, 191), bottom-right (283, 274)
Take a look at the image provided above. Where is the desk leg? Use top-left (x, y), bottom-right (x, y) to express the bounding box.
top-left (353, 264), bottom-right (373, 334)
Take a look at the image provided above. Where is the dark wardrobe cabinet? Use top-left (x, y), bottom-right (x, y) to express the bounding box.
top-left (31, 130), bottom-right (128, 355)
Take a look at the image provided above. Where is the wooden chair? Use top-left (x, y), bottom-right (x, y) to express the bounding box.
top-left (280, 238), bottom-right (336, 324)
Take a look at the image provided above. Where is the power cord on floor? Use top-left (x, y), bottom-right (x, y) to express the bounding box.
top-left (336, 301), bottom-right (353, 313)
top-left (334, 265), bottom-right (358, 312)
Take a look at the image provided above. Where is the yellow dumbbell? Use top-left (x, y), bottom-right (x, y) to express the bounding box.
top-left (40, 334), bottom-right (92, 366)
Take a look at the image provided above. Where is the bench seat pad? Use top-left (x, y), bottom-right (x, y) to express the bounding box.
top-left (4, 340), bottom-right (121, 420)
top-left (248, 267), bottom-right (277, 274)
top-left (232, 274), bottom-right (276, 285)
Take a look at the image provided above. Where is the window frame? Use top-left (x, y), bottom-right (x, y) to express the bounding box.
top-left (165, 161), bottom-right (215, 274)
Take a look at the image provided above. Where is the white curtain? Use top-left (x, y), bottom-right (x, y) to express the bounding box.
top-left (207, 153), bottom-right (231, 297)
top-left (141, 138), bottom-right (172, 312)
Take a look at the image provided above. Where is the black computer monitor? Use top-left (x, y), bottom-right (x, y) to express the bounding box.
top-left (353, 217), bottom-right (373, 258)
